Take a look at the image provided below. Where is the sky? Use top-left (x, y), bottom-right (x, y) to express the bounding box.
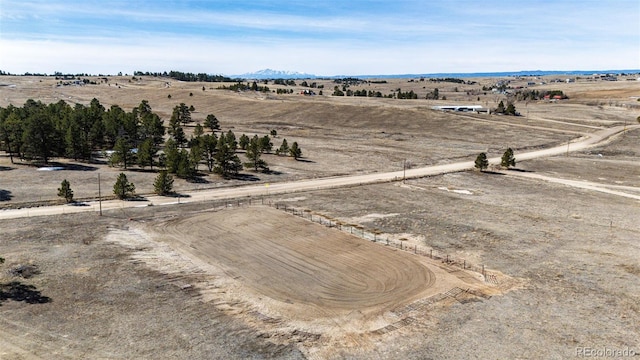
top-left (1, 0), bottom-right (639, 76)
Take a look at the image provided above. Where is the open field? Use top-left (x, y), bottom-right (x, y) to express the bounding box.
top-left (1, 74), bottom-right (639, 358)
top-left (1, 74), bottom-right (638, 207)
top-left (281, 170), bottom-right (640, 358)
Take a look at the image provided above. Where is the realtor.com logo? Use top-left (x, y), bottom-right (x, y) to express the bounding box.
top-left (576, 347), bottom-right (636, 358)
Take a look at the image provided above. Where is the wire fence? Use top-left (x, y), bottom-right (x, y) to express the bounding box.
top-left (157, 198), bottom-right (494, 283)
top-left (267, 202), bottom-right (492, 282)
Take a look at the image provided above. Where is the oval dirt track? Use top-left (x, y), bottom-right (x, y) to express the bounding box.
top-left (156, 206), bottom-right (435, 310)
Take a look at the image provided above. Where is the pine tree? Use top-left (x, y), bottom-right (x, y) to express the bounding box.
top-left (225, 130), bottom-right (237, 150)
top-left (289, 141), bottom-right (302, 160)
top-left (163, 138), bottom-right (180, 173)
top-left (65, 121), bottom-right (83, 160)
top-left (109, 137), bottom-right (133, 169)
top-left (193, 123), bottom-right (204, 138)
top-left (259, 135), bottom-right (273, 153)
top-left (57, 179), bottom-right (74, 203)
top-left (213, 132), bottom-right (242, 177)
top-left (139, 109), bottom-right (165, 146)
top-left (239, 134), bottom-right (250, 150)
top-left (189, 144), bottom-right (202, 172)
top-left (501, 148), bottom-right (516, 169)
top-left (176, 149), bottom-right (195, 179)
top-left (475, 153), bottom-right (489, 172)
top-left (276, 138), bottom-right (289, 156)
top-left (244, 135), bottom-right (268, 171)
top-left (204, 114), bottom-right (220, 133)
top-left (201, 133), bottom-right (217, 172)
top-left (153, 170), bottom-right (174, 195)
top-left (113, 173), bottom-right (135, 199)
top-left (168, 105), bottom-right (187, 147)
top-left (137, 138), bottom-right (156, 170)
top-left (173, 126), bottom-right (187, 148)
top-left (178, 103), bottom-right (192, 126)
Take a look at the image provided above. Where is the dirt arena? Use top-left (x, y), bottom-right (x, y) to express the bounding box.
top-left (103, 205), bottom-right (498, 357)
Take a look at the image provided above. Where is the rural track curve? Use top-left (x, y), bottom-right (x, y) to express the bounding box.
top-left (0, 125), bottom-right (637, 220)
top-left (152, 207), bottom-right (436, 310)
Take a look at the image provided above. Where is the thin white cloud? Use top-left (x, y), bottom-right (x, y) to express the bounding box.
top-left (2, 35), bottom-right (637, 76)
top-left (1, 0), bottom-right (638, 75)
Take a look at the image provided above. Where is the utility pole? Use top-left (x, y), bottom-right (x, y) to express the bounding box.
top-left (403, 159), bottom-right (406, 182)
top-left (98, 173), bottom-right (102, 216)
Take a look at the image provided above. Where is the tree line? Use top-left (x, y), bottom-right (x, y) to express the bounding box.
top-left (513, 89), bottom-right (569, 101)
top-left (0, 98), bottom-right (165, 164)
top-left (133, 70), bottom-right (236, 83)
top-left (217, 82), bottom-right (271, 92)
top-left (0, 99), bottom-right (304, 180)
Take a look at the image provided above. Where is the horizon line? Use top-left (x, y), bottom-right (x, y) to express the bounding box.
top-left (2, 68), bottom-right (639, 79)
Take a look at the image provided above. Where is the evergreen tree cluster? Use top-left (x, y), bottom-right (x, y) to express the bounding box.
top-left (425, 88), bottom-right (439, 100)
top-left (333, 78), bottom-right (366, 86)
top-left (475, 148), bottom-right (517, 172)
top-left (133, 70), bottom-right (235, 83)
top-left (2, 98), bottom-right (308, 203)
top-left (494, 100), bottom-right (518, 115)
top-left (332, 86), bottom-right (386, 98)
top-left (428, 77), bottom-right (476, 85)
top-left (218, 82), bottom-right (270, 92)
top-left (395, 89), bottom-right (418, 99)
top-left (0, 98), bottom-right (167, 164)
top-left (276, 88), bottom-right (295, 94)
top-left (514, 89), bottom-right (569, 101)
top-left (273, 79), bottom-right (297, 86)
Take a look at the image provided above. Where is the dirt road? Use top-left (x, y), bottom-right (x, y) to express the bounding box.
top-left (0, 125), bottom-right (635, 220)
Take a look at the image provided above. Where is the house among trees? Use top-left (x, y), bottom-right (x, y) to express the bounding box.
top-left (431, 105), bottom-right (489, 113)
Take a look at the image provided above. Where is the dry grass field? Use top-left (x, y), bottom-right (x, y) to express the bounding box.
top-left (0, 74), bottom-right (639, 359)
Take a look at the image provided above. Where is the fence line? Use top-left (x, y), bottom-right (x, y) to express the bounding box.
top-left (190, 199), bottom-right (491, 282)
top-left (267, 202), bottom-right (490, 282)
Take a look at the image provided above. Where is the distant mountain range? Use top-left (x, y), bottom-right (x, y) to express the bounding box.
top-left (233, 69), bottom-right (317, 79)
top-left (233, 68), bottom-right (639, 80)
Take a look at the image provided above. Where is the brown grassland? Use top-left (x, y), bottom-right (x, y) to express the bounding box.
top-left (0, 74), bottom-right (639, 359)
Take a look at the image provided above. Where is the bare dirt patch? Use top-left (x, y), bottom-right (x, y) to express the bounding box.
top-left (0, 204), bottom-right (500, 359)
top-left (124, 206), bottom-right (496, 358)
top-left (0, 212), bottom-right (305, 360)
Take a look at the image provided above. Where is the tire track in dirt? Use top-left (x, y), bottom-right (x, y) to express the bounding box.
top-left (156, 206), bottom-right (436, 310)
top-left (110, 205), bottom-right (498, 358)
